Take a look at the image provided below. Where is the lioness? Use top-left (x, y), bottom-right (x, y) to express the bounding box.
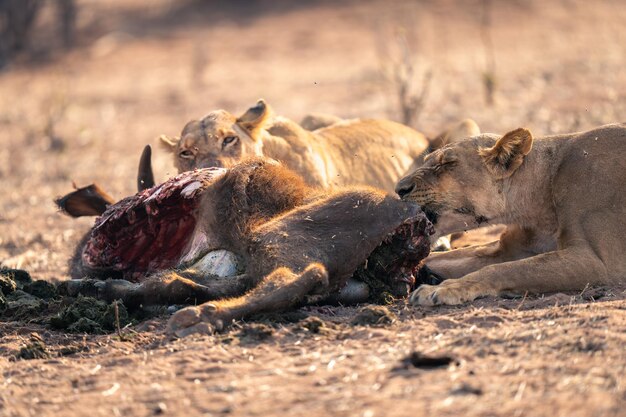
top-left (62, 158), bottom-right (433, 336)
top-left (395, 123), bottom-right (626, 305)
top-left (158, 99), bottom-right (478, 192)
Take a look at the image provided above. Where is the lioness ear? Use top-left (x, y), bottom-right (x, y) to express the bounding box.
top-left (237, 99), bottom-right (272, 140)
top-left (429, 119), bottom-right (480, 150)
top-left (479, 128), bottom-right (533, 178)
top-left (446, 119), bottom-right (480, 144)
top-left (159, 134), bottom-right (180, 153)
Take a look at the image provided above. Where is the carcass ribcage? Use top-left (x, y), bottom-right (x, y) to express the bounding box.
top-left (81, 168), bottom-right (226, 281)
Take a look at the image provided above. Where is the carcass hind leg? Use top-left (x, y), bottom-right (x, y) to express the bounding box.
top-left (166, 263), bottom-right (329, 337)
top-left (58, 271), bottom-right (252, 308)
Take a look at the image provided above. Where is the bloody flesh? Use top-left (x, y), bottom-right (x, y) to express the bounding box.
top-left (81, 168), bottom-right (225, 281)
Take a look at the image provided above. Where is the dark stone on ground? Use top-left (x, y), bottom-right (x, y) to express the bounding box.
top-left (299, 316), bottom-right (328, 334)
top-left (236, 323), bottom-right (274, 343)
top-left (350, 305), bottom-right (397, 326)
top-left (17, 333), bottom-right (50, 360)
top-left (399, 351), bottom-right (457, 370)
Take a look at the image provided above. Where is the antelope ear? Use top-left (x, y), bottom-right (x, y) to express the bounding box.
top-left (55, 183), bottom-right (115, 217)
top-left (159, 134), bottom-right (180, 152)
top-left (479, 128), bottom-right (533, 178)
top-left (236, 99), bottom-right (272, 140)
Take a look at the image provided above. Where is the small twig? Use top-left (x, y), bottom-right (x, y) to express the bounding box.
top-left (516, 291), bottom-right (529, 310)
top-left (480, 0), bottom-right (497, 106)
top-left (377, 27), bottom-right (431, 127)
top-left (578, 283), bottom-right (590, 299)
top-left (114, 301), bottom-right (123, 339)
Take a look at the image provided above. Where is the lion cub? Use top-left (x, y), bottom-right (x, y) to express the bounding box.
top-left (396, 123), bottom-right (626, 305)
top-left (159, 100), bottom-right (478, 193)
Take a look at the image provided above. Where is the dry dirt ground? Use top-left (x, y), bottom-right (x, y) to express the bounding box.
top-left (1, 0), bottom-right (625, 416)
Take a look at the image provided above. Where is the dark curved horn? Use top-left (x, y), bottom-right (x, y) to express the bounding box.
top-left (137, 145), bottom-right (155, 192)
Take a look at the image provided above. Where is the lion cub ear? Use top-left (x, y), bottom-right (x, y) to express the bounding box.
top-left (479, 128), bottom-right (533, 178)
top-left (159, 135), bottom-right (180, 153)
top-left (237, 99), bottom-right (272, 140)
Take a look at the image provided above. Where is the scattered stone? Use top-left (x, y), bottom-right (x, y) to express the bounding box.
top-left (350, 305), bottom-right (396, 326)
top-left (17, 333), bottom-right (50, 360)
top-left (236, 323), bottom-right (274, 343)
top-left (58, 343), bottom-right (90, 356)
top-left (450, 382), bottom-right (483, 396)
top-left (399, 351), bottom-right (457, 370)
top-left (572, 338), bottom-right (605, 353)
top-left (167, 305), bottom-right (181, 314)
top-left (154, 402), bottom-right (168, 415)
top-left (0, 289), bottom-right (6, 312)
top-left (300, 316), bottom-right (326, 334)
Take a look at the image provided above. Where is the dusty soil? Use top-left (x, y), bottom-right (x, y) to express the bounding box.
top-left (1, 0), bottom-right (625, 416)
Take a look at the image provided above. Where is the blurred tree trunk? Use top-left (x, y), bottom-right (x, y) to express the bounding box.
top-left (58, 0), bottom-right (76, 48)
top-left (0, 0), bottom-right (76, 68)
top-left (0, 0), bottom-right (42, 67)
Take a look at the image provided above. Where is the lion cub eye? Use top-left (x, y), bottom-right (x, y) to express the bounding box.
top-left (222, 136), bottom-right (238, 148)
top-left (179, 149), bottom-right (195, 159)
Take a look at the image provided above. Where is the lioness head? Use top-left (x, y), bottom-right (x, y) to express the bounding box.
top-left (160, 100), bottom-right (271, 172)
top-left (395, 128), bottom-right (533, 237)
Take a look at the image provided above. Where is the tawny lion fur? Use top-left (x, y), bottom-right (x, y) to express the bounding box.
top-left (159, 99), bottom-right (479, 192)
top-left (396, 123), bottom-right (626, 305)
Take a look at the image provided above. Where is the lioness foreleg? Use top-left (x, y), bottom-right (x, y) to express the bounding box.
top-left (425, 240), bottom-right (505, 279)
top-left (426, 226), bottom-right (555, 279)
top-left (411, 245), bottom-right (606, 306)
top-left (166, 263), bottom-right (329, 337)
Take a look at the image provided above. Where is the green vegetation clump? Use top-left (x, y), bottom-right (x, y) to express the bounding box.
top-left (50, 295), bottom-right (129, 334)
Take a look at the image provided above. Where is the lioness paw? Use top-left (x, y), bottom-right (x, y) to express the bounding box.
top-left (409, 281), bottom-right (489, 306)
top-left (166, 303), bottom-right (224, 338)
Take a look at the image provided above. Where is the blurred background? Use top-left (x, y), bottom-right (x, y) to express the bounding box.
top-left (0, 0), bottom-right (624, 279)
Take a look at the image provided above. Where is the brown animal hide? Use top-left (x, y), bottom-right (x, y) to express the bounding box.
top-left (55, 183), bottom-right (115, 217)
top-left (66, 159), bottom-right (434, 335)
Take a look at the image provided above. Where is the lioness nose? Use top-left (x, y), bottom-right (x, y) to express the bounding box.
top-left (395, 182), bottom-right (415, 198)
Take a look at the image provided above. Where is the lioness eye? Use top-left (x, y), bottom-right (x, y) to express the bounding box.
top-left (222, 136), bottom-right (238, 147)
top-left (179, 150), bottom-right (194, 158)
top-left (434, 161), bottom-right (455, 174)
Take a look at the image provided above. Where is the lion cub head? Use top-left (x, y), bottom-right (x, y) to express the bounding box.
top-left (160, 100), bottom-right (271, 172)
top-left (395, 128), bottom-right (533, 237)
